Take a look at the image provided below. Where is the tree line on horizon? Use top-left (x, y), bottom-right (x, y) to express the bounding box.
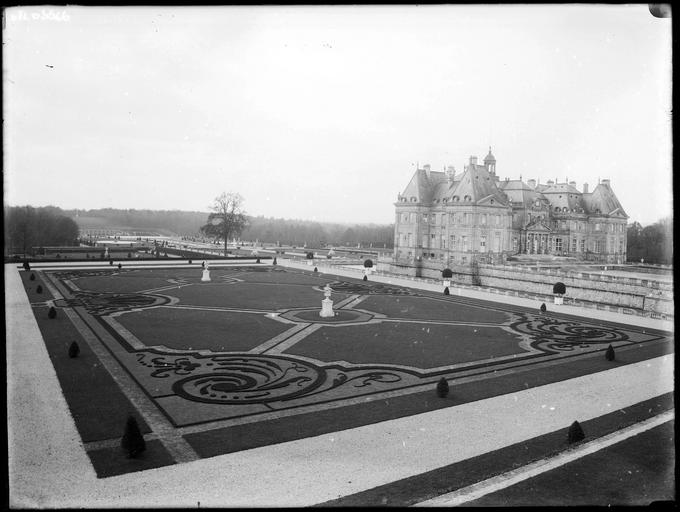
top-left (4, 205), bottom-right (672, 263)
top-left (4, 205), bottom-right (79, 256)
top-left (7, 206), bottom-right (395, 249)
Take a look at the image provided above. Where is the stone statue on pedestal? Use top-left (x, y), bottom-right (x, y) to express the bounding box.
top-left (319, 284), bottom-right (334, 317)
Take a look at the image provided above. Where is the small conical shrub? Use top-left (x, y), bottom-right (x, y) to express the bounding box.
top-left (314, 266), bottom-right (318, 272)
top-left (121, 415), bottom-right (146, 458)
top-left (436, 377), bottom-right (449, 398)
top-left (540, 303), bottom-right (547, 313)
top-left (118, 263), bottom-right (122, 270)
top-left (273, 257), bottom-right (277, 265)
top-left (30, 273), bottom-right (36, 281)
top-left (567, 420), bottom-right (585, 444)
top-left (256, 257), bottom-right (261, 263)
top-left (127, 252), bottom-right (132, 258)
top-left (48, 306), bottom-right (57, 319)
top-left (188, 259), bottom-right (192, 264)
top-left (444, 286), bottom-right (450, 295)
top-left (68, 341), bottom-right (80, 358)
top-left (605, 344), bottom-right (615, 361)
top-left (36, 285), bottom-right (43, 294)
top-left (23, 261), bottom-right (30, 271)
top-left (109, 260), bottom-right (113, 266)
top-left (363, 275), bottom-right (368, 281)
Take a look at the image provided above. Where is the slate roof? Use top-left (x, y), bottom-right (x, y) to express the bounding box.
top-left (582, 182), bottom-right (628, 217)
top-left (449, 164), bottom-right (510, 206)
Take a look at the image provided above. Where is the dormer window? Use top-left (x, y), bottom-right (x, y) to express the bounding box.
top-left (464, 195), bottom-right (472, 202)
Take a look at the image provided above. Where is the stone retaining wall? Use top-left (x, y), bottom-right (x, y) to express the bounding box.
top-left (381, 260), bottom-right (673, 317)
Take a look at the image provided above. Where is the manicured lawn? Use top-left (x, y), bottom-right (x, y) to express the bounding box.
top-left (285, 322), bottom-right (525, 369)
top-left (168, 281), bottom-right (350, 310)
top-left (358, 294), bottom-right (509, 323)
top-left (115, 307), bottom-right (293, 352)
top-left (466, 419), bottom-right (675, 507)
top-left (30, 305), bottom-right (152, 443)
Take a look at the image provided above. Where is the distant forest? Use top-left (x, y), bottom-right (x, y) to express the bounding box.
top-left (5, 206), bottom-right (673, 263)
top-left (626, 217), bottom-right (673, 265)
top-left (63, 208), bottom-right (395, 248)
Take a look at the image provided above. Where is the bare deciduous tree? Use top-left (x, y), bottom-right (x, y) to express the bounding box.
top-left (200, 192), bottom-right (248, 257)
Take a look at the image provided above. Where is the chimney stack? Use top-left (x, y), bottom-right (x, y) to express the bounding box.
top-left (601, 178), bottom-right (610, 186)
top-left (569, 180), bottom-right (576, 187)
top-left (446, 165), bottom-right (455, 180)
top-left (583, 183), bottom-right (589, 194)
top-left (547, 179), bottom-right (555, 186)
top-left (469, 156), bottom-right (478, 166)
top-left (527, 179), bottom-right (536, 189)
top-left (423, 164), bottom-right (431, 178)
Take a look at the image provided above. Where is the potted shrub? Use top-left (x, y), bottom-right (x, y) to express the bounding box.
top-left (442, 268), bottom-right (453, 289)
top-left (553, 282), bottom-right (566, 305)
top-left (306, 251), bottom-right (314, 266)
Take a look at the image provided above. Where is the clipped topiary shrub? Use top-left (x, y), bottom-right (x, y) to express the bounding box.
top-left (118, 263), bottom-right (122, 270)
top-left (442, 268), bottom-right (453, 279)
top-left (540, 303), bottom-right (547, 313)
top-left (436, 377), bottom-right (449, 398)
top-left (568, 420), bottom-right (585, 444)
top-left (30, 273), bottom-right (36, 281)
top-left (313, 266), bottom-right (318, 272)
top-left (306, 251), bottom-right (314, 260)
top-left (188, 259), bottom-right (193, 264)
top-left (444, 286), bottom-right (450, 295)
top-left (363, 275), bottom-right (368, 281)
top-left (256, 258), bottom-right (261, 263)
top-left (363, 259), bottom-right (374, 268)
top-left (273, 257), bottom-right (278, 265)
top-left (121, 415), bottom-right (146, 458)
top-left (68, 341), bottom-right (80, 358)
top-left (48, 306), bottom-right (57, 319)
top-left (109, 260), bottom-right (113, 266)
top-left (23, 261), bottom-right (30, 271)
top-left (605, 344), bottom-right (615, 361)
top-left (36, 285), bottom-right (43, 294)
top-left (127, 252), bottom-right (132, 259)
top-left (553, 282), bottom-right (566, 295)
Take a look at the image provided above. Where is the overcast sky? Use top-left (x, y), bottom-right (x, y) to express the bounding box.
top-left (3, 5), bottom-right (672, 225)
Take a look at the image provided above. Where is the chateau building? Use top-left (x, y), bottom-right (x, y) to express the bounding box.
top-left (394, 148), bottom-right (628, 266)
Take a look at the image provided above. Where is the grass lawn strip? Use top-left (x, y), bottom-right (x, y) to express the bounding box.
top-left (30, 304), bottom-right (152, 442)
top-left (461, 419), bottom-right (675, 506)
top-left (316, 392), bottom-right (674, 506)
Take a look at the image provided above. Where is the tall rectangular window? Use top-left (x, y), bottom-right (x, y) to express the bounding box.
top-left (481, 214), bottom-right (487, 225)
top-left (462, 236), bottom-right (469, 252)
top-left (555, 238), bottom-right (563, 252)
top-left (571, 238), bottom-right (577, 252)
top-left (450, 235), bottom-right (456, 249)
top-left (480, 236), bottom-right (487, 251)
top-left (580, 239), bottom-right (585, 253)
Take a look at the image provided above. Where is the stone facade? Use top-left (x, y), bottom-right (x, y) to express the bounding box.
top-left (394, 148), bottom-right (628, 267)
